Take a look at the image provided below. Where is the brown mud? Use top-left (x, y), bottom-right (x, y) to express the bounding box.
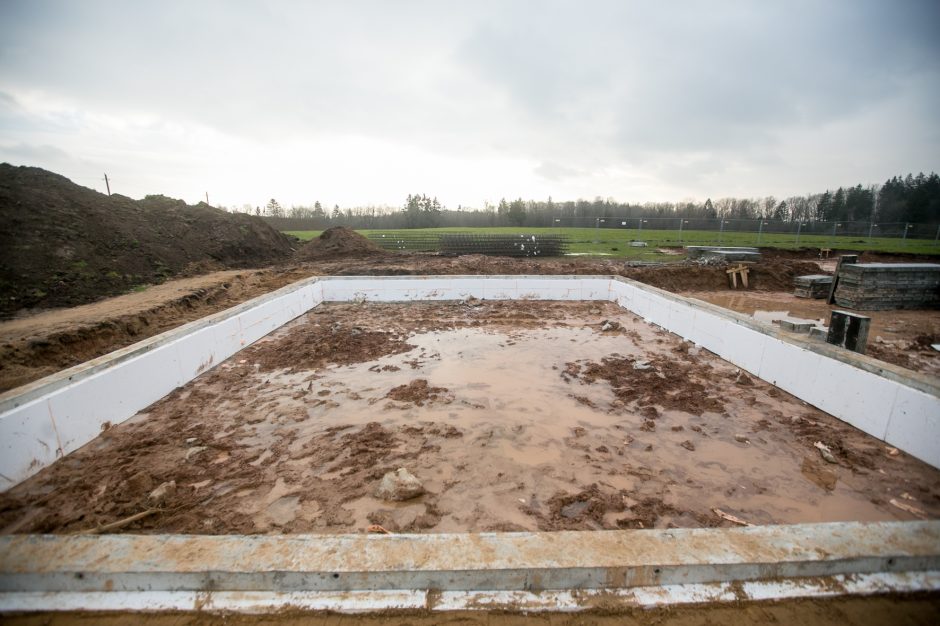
top-left (0, 254), bottom-right (828, 393)
top-left (0, 164), bottom-right (295, 316)
top-left (685, 290), bottom-right (940, 378)
top-left (0, 268), bottom-right (313, 393)
top-left (294, 226), bottom-right (386, 260)
top-left (2, 301), bottom-right (938, 536)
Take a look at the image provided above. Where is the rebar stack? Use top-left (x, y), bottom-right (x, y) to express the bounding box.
top-left (367, 233), bottom-right (569, 257)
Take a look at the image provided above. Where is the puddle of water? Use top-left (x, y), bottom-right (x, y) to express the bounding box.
top-left (213, 313), bottom-right (919, 531)
top-left (66, 302), bottom-right (938, 535)
top-left (751, 310), bottom-right (826, 326)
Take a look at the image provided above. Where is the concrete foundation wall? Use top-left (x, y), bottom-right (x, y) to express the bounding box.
top-left (1, 275), bottom-right (937, 493)
top-left (608, 279), bottom-right (940, 468)
top-left (0, 278), bottom-right (324, 492)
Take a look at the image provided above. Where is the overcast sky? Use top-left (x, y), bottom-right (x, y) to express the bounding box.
top-left (1, 1), bottom-right (938, 209)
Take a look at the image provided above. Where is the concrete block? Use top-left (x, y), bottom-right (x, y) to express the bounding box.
top-left (779, 320), bottom-right (815, 333)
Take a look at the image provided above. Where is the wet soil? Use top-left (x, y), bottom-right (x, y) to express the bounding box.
top-left (685, 290), bottom-right (940, 378)
top-left (0, 256), bottom-right (824, 393)
top-left (0, 164), bottom-right (295, 317)
top-left (294, 226), bottom-right (386, 260)
top-left (0, 268), bottom-right (314, 393)
top-left (2, 301), bottom-right (938, 536)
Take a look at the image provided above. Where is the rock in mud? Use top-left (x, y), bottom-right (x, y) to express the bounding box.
top-left (148, 480), bottom-right (176, 505)
top-left (185, 445), bottom-right (208, 461)
top-left (600, 320), bottom-right (622, 332)
top-left (375, 468), bottom-right (425, 501)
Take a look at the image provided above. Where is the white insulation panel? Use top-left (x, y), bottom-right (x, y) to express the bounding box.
top-left (1, 275), bottom-right (937, 492)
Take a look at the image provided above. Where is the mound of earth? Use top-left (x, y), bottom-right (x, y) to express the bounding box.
top-left (295, 226), bottom-right (385, 260)
top-left (0, 164), bottom-right (295, 317)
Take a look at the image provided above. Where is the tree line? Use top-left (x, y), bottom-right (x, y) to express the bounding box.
top-left (227, 172), bottom-right (940, 229)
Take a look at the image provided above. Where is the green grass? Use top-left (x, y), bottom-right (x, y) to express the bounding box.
top-left (284, 227), bottom-right (940, 259)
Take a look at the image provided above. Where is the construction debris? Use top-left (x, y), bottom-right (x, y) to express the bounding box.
top-left (686, 246), bottom-right (762, 262)
top-left (712, 508), bottom-right (753, 526)
top-left (78, 508), bottom-right (159, 535)
top-left (889, 498), bottom-right (928, 520)
top-left (834, 263), bottom-right (940, 310)
top-left (814, 442), bottom-right (838, 464)
top-left (375, 468), bottom-right (425, 501)
top-left (793, 274), bottom-right (833, 299)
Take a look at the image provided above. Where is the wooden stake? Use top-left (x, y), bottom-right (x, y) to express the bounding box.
top-left (77, 508), bottom-right (159, 535)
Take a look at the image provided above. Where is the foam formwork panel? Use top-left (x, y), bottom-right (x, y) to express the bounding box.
top-left (1, 275), bottom-right (937, 492)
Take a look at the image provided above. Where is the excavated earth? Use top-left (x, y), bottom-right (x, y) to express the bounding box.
top-left (1, 253), bottom-right (934, 394)
top-left (2, 300), bottom-right (938, 535)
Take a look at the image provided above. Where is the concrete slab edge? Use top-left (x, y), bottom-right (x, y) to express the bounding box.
top-left (0, 572), bottom-right (937, 613)
top-left (0, 522), bottom-right (938, 612)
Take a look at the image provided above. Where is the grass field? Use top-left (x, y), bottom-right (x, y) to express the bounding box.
top-left (285, 227), bottom-right (940, 259)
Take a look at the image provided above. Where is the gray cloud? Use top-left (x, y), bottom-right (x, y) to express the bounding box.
top-left (0, 0), bottom-right (937, 204)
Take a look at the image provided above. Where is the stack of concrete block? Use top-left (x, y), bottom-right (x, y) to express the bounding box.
top-left (793, 275), bottom-right (833, 299)
top-left (685, 246), bottom-right (762, 262)
top-left (834, 263), bottom-right (940, 310)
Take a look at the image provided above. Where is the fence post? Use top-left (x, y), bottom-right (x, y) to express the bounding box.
top-left (719, 218), bottom-right (724, 245)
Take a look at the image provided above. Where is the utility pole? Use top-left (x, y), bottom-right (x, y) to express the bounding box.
top-left (103, 173), bottom-right (111, 196)
top-left (205, 192), bottom-right (209, 205)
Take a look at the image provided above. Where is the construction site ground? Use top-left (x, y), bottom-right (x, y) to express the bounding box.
top-left (2, 298), bottom-right (938, 536)
top-left (1, 252), bottom-right (936, 394)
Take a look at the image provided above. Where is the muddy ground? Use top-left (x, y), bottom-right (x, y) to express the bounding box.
top-left (685, 291), bottom-right (940, 377)
top-left (0, 267), bottom-right (314, 392)
top-left (0, 165), bottom-right (296, 316)
top-left (2, 300), bottom-right (937, 535)
top-left (2, 251), bottom-right (921, 394)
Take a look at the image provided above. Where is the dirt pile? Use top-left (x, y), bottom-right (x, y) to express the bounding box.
top-left (302, 254), bottom-right (822, 292)
top-left (562, 355), bottom-right (727, 416)
top-left (295, 227), bottom-right (385, 260)
top-left (386, 379), bottom-right (451, 406)
top-left (0, 268), bottom-right (313, 394)
top-left (0, 164), bottom-right (295, 317)
top-left (249, 319), bottom-right (413, 373)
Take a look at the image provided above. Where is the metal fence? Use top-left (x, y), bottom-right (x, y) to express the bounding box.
top-left (546, 217), bottom-right (940, 247)
top-left (369, 233), bottom-right (570, 257)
